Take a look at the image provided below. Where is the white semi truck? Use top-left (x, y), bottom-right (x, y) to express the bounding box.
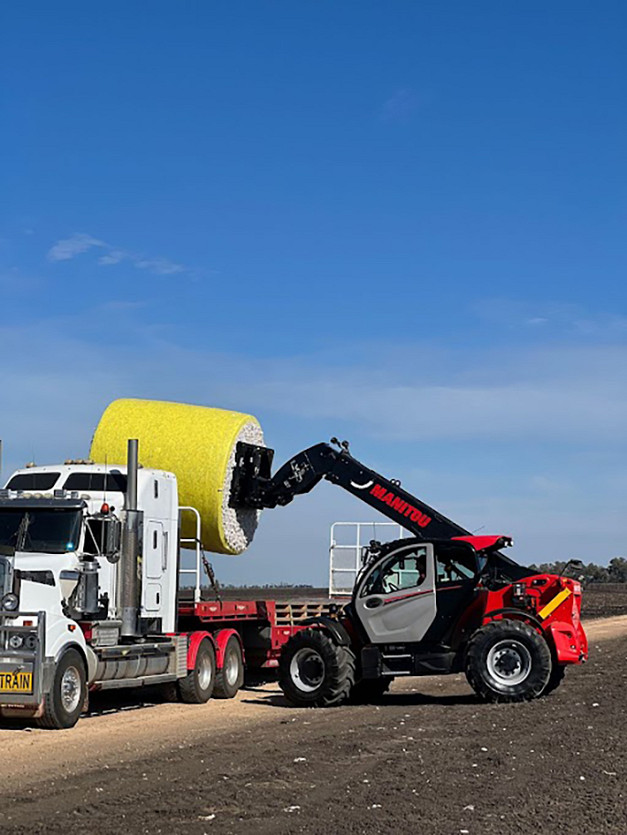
top-left (0, 440), bottom-right (310, 728)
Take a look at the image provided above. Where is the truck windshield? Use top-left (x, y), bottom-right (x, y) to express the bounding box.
top-left (0, 509), bottom-right (82, 554)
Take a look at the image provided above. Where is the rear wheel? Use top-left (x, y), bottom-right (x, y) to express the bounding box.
top-left (214, 635), bottom-right (244, 699)
top-left (465, 620), bottom-right (551, 703)
top-left (38, 649), bottom-right (87, 729)
top-left (279, 628), bottom-right (355, 707)
top-left (178, 638), bottom-right (216, 703)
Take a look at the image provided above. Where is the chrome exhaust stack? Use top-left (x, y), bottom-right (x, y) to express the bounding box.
top-left (120, 439), bottom-right (143, 638)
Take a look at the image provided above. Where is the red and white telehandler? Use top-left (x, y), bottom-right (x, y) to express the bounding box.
top-left (231, 439), bottom-right (588, 706)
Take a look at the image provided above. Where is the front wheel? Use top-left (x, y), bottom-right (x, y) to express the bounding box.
top-left (279, 628), bottom-right (355, 707)
top-left (38, 649), bottom-right (87, 729)
top-left (465, 620), bottom-right (551, 703)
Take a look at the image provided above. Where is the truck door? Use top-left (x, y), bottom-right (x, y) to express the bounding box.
top-left (144, 520), bottom-right (164, 612)
top-left (353, 543), bottom-right (436, 644)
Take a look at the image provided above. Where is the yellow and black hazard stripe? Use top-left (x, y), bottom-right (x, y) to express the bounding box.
top-left (538, 587), bottom-right (571, 620)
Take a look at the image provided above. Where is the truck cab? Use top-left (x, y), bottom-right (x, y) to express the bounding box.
top-left (0, 461), bottom-right (186, 727)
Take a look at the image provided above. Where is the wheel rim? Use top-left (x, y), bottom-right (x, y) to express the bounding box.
top-left (486, 639), bottom-right (532, 687)
top-left (290, 647), bottom-right (325, 693)
top-left (61, 665), bottom-right (82, 713)
top-left (197, 651), bottom-right (213, 690)
top-left (225, 649), bottom-right (240, 686)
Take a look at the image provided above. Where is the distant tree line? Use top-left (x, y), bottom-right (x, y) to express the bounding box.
top-left (529, 558), bottom-right (627, 583)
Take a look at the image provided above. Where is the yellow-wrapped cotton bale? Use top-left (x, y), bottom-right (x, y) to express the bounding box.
top-left (90, 398), bottom-right (264, 555)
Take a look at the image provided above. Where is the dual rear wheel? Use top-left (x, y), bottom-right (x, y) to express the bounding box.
top-left (178, 635), bottom-right (245, 703)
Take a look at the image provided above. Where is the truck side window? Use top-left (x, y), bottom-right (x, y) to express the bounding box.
top-left (361, 546), bottom-right (428, 596)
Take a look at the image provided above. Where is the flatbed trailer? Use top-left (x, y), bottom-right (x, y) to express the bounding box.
top-left (176, 594), bottom-right (341, 671)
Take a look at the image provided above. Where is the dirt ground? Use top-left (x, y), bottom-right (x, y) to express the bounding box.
top-left (0, 615), bottom-right (626, 835)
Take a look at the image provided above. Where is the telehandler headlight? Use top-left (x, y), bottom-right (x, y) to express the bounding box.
top-left (8, 633), bottom-right (24, 649)
top-left (1, 593), bottom-right (19, 612)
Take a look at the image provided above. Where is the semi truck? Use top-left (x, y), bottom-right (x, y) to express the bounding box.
top-left (0, 437), bottom-right (587, 727)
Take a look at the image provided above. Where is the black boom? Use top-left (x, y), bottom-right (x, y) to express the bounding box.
top-left (230, 440), bottom-right (470, 541)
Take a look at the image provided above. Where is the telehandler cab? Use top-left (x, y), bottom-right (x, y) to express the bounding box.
top-left (232, 439), bottom-right (588, 706)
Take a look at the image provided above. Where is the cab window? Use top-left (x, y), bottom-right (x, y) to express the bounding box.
top-left (435, 546), bottom-right (477, 585)
top-left (361, 546), bottom-right (428, 596)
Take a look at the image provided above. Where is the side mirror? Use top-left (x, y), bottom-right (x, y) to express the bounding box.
top-left (102, 517), bottom-right (122, 562)
top-left (85, 516), bottom-right (122, 562)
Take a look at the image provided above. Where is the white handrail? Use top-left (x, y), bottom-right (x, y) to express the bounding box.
top-left (179, 506), bottom-right (202, 603)
top-left (328, 521), bottom-right (407, 597)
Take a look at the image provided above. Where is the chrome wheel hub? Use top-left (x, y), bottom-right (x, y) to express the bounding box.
top-left (487, 639), bottom-right (532, 687)
top-left (61, 666), bottom-right (82, 713)
top-left (198, 653), bottom-right (213, 690)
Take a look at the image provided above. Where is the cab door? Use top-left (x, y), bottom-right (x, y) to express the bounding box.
top-left (353, 543), bottom-right (436, 644)
top-left (143, 520), bottom-right (164, 613)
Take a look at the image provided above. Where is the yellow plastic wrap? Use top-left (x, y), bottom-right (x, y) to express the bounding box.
top-left (90, 398), bottom-right (264, 555)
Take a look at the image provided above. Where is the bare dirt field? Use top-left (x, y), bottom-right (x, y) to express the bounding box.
top-left (0, 613), bottom-right (626, 835)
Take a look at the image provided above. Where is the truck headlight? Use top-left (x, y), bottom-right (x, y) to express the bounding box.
top-left (24, 634), bottom-right (37, 651)
top-left (1, 593), bottom-right (19, 612)
top-left (8, 634), bottom-right (24, 649)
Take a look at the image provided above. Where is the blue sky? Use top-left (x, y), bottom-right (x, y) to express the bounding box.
top-left (1, 1), bottom-right (626, 584)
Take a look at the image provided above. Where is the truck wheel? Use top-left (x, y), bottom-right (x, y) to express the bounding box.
top-left (178, 638), bottom-right (216, 704)
top-left (349, 678), bottom-right (393, 704)
top-left (542, 663), bottom-right (566, 697)
top-left (279, 628), bottom-right (355, 708)
top-left (214, 635), bottom-right (244, 699)
top-left (465, 620), bottom-right (551, 703)
top-left (38, 648), bottom-right (87, 729)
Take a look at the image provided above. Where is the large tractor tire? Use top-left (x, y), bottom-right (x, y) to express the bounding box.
top-left (349, 678), bottom-right (393, 704)
top-left (465, 619), bottom-right (551, 703)
top-left (214, 635), bottom-right (244, 699)
top-left (279, 628), bottom-right (355, 707)
top-left (38, 648), bottom-right (87, 729)
top-left (178, 638), bottom-right (216, 704)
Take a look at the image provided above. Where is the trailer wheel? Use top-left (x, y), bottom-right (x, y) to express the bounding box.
top-left (465, 620), bottom-right (551, 703)
top-left (38, 648), bottom-right (87, 729)
top-left (279, 628), bottom-right (355, 708)
top-left (178, 638), bottom-right (216, 704)
top-left (349, 678), bottom-right (393, 704)
top-left (542, 663), bottom-right (566, 697)
top-left (214, 635), bottom-right (244, 699)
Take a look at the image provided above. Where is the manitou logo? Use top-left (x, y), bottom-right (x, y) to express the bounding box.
top-left (370, 484), bottom-right (432, 528)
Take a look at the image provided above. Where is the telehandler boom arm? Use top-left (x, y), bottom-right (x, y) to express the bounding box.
top-left (231, 440), bottom-right (512, 552)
